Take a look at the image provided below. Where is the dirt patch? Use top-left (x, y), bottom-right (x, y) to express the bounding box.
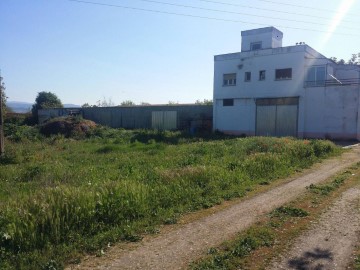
top-left (67, 146), bottom-right (360, 270)
top-left (40, 117), bottom-right (96, 137)
top-left (268, 186), bottom-right (360, 270)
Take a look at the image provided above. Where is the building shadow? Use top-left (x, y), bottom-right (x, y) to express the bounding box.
top-left (287, 248), bottom-right (333, 270)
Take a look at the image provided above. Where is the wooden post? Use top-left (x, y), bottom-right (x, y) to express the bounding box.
top-left (0, 74), bottom-right (4, 157)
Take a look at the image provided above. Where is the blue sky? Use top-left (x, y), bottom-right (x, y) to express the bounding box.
top-left (1, 0), bottom-right (359, 105)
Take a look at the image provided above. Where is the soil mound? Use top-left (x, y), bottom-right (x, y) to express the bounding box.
top-left (40, 117), bottom-right (96, 137)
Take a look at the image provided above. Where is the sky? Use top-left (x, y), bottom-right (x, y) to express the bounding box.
top-left (1, 0), bottom-right (360, 106)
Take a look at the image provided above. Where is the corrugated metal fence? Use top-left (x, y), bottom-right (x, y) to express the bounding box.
top-left (39, 105), bottom-right (212, 132)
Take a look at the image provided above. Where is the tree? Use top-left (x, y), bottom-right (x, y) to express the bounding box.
top-left (97, 97), bottom-right (115, 107)
top-left (347, 53), bottom-right (360, 65)
top-left (0, 75), bottom-right (7, 116)
top-left (168, 101), bottom-right (179, 105)
top-left (330, 52), bottom-right (360, 65)
top-left (329, 57), bottom-right (345, 64)
top-left (120, 100), bottom-right (136, 106)
top-left (195, 99), bottom-right (213, 105)
top-left (0, 75), bottom-right (6, 156)
top-left (31, 91), bottom-right (63, 122)
top-left (81, 103), bottom-right (92, 108)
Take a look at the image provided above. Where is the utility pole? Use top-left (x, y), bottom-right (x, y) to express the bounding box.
top-left (0, 73), bottom-right (4, 157)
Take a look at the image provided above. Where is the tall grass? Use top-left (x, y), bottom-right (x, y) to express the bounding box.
top-left (0, 129), bottom-right (339, 269)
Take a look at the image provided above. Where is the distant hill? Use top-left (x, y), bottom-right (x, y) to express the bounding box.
top-left (6, 101), bottom-right (80, 113)
top-left (6, 101), bottom-right (32, 113)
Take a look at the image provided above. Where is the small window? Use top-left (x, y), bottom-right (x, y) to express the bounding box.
top-left (275, 68), bottom-right (292, 80)
top-left (251, 42), bottom-right (262, 51)
top-left (223, 73), bottom-right (237, 86)
top-left (223, 99), bottom-right (234, 106)
top-left (306, 66), bottom-right (325, 86)
top-left (245, 72), bottom-right (251, 82)
top-left (259, 70), bottom-right (266, 81)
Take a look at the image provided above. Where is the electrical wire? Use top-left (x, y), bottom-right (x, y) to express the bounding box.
top-left (194, 0), bottom-right (359, 23)
top-left (128, 0), bottom-right (360, 30)
top-left (254, 0), bottom-right (359, 17)
top-left (65, 0), bottom-right (360, 37)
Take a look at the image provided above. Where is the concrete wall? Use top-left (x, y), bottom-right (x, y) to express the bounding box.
top-left (214, 98), bottom-right (255, 136)
top-left (39, 105), bottom-right (213, 132)
top-left (302, 86), bottom-right (360, 139)
top-left (214, 48), bottom-right (306, 101)
top-left (213, 36), bottom-right (360, 139)
top-left (213, 45), bottom-right (308, 135)
top-left (241, 27), bottom-right (283, 52)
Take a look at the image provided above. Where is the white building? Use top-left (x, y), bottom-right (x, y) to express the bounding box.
top-left (213, 27), bottom-right (360, 140)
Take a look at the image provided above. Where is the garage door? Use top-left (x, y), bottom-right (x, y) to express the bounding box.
top-left (256, 97), bottom-right (298, 137)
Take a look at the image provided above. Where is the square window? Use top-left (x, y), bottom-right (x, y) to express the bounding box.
top-left (251, 42), bottom-right (262, 51)
top-left (306, 66), bottom-right (325, 86)
top-left (223, 99), bottom-right (234, 106)
top-left (223, 73), bottom-right (237, 86)
top-left (275, 68), bottom-right (292, 80)
top-left (245, 72), bottom-right (251, 82)
top-left (259, 70), bottom-right (266, 81)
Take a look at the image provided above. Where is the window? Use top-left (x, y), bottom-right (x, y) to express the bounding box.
top-left (275, 68), bottom-right (292, 80)
top-left (306, 66), bottom-right (326, 86)
top-left (250, 42), bottom-right (262, 51)
top-left (223, 73), bottom-right (237, 86)
top-left (259, 70), bottom-right (266, 81)
top-left (223, 99), bottom-right (234, 106)
top-left (245, 72), bottom-right (251, 82)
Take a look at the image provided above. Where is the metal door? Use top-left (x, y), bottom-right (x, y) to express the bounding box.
top-left (256, 97), bottom-right (298, 137)
top-left (151, 111), bottom-right (177, 130)
top-left (256, 105), bottom-right (276, 136)
top-left (276, 105), bottom-right (298, 137)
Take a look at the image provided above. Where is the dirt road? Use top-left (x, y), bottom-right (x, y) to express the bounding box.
top-left (268, 186), bottom-right (360, 270)
top-left (69, 146), bottom-right (360, 270)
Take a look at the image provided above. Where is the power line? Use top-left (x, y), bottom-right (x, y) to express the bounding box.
top-left (254, 0), bottom-right (359, 17)
top-left (194, 0), bottom-right (359, 23)
top-left (128, 0), bottom-right (360, 31)
top-left (66, 0), bottom-right (360, 37)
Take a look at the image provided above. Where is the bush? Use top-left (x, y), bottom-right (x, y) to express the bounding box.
top-left (4, 123), bottom-right (41, 142)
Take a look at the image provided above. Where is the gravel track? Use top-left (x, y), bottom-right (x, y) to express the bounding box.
top-left (268, 186), bottom-right (360, 270)
top-left (69, 146), bottom-right (360, 270)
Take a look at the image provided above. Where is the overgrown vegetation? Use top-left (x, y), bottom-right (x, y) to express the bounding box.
top-left (190, 170), bottom-right (354, 270)
top-left (0, 124), bottom-right (339, 269)
top-left (307, 171), bottom-right (350, 195)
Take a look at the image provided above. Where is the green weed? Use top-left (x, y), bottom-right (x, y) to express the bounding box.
top-left (0, 130), bottom-right (339, 269)
top-left (271, 206), bottom-right (309, 217)
top-left (191, 228), bottom-right (274, 270)
top-left (307, 172), bottom-right (349, 195)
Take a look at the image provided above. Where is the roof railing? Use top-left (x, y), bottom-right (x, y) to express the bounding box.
top-left (305, 78), bottom-right (360, 87)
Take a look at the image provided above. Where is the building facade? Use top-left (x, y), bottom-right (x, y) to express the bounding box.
top-left (213, 27), bottom-right (360, 140)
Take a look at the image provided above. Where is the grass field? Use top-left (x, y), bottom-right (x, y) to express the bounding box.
top-left (0, 125), bottom-right (339, 269)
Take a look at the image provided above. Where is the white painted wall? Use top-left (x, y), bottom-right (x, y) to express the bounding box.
top-left (214, 98), bottom-right (254, 135)
top-left (241, 27), bottom-right (283, 52)
top-left (303, 86), bottom-right (359, 139)
top-left (213, 27), bottom-right (360, 139)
